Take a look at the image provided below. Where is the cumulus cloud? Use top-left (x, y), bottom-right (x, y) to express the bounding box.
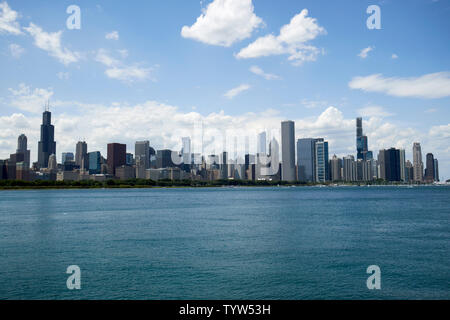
top-left (105, 31), bottom-right (119, 40)
top-left (357, 106), bottom-right (394, 118)
top-left (23, 23), bottom-right (80, 65)
top-left (236, 9), bottom-right (326, 66)
top-left (8, 83), bottom-right (54, 113)
top-left (358, 46), bottom-right (374, 59)
top-left (9, 43), bottom-right (24, 58)
top-left (181, 0), bottom-right (263, 47)
top-left (0, 1), bottom-right (22, 35)
top-left (391, 53), bottom-right (398, 59)
top-left (224, 84), bottom-right (251, 99)
top-left (349, 72), bottom-right (450, 99)
top-left (249, 65), bottom-right (280, 80)
top-left (95, 49), bottom-right (153, 82)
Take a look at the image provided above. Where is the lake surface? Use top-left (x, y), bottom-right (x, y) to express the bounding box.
top-left (0, 186), bottom-right (449, 300)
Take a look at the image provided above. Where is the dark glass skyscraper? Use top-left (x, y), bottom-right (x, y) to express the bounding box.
top-left (37, 110), bottom-right (56, 168)
top-left (356, 117), bottom-right (369, 160)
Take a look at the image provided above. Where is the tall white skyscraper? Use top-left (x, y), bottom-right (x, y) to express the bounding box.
top-left (399, 149), bottom-right (406, 182)
top-left (413, 142), bottom-right (423, 182)
top-left (281, 121), bottom-right (296, 181)
top-left (257, 131), bottom-right (266, 155)
top-left (181, 137), bottom-right (191, 164)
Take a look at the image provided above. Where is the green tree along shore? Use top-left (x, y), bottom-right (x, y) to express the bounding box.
top-left (0, 179), bottom-right (428, 190)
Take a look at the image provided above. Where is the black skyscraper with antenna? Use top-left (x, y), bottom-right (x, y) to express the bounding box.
top-left (37, 102), bottom-right (56, 168)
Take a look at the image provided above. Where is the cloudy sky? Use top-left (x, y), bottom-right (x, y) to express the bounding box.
top-left (0, 0), bottom-right (449, 179)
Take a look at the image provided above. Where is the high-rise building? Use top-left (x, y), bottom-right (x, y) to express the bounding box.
top-left (48, 154), bottom-right (57, 171)
top-left (75, 141), bottom-right (88, 168)
top-left (16, 134), bottom-right (30, 167)
top-left (405, 160), bottom-right (414, 183)
top-left (356, 117), bottom-right (369, 160)
top-left (135, 141), bottom-right (150, 169)
top-left (380, 148), bottom-right (401, 182)
top-left (126, 153), bottom-right (134, 166)
top-left (88, 151), bottom-right (101, 174)
top-left (257, 132), bottom-right (267, 155)
top-left (434, 159), bottom-right (439, 182)
top-left (156, 149), bottom-right (174, 168)
top-left (297, 138), bottom-right (315, 182)
top-left (343, 155), bottom-right (356, 182)
top-left (62, 152), bottom-right (74, 164)
top-left (281, 121), bottom-right (296, 181)
top-left (330, 155), bottom-right (342, 181)
top-left (425, 153), bottom-right (435, 183)
top-left (220, 151), bottom-right (228, 179)
top-left (314, 139), bottom-right (329, 183)
top-left (399, 149), bottom-right (406, 182)
top-left (377, 150), bottom-right (386, 181)
top-left (37, 109), bottom-right (56, 168)
top-left (413, 142), bottom-right (424, 182)
top-left (107, 143), bottom-right (126, 176)
top-left (181, 137), bottom-right (192, 165)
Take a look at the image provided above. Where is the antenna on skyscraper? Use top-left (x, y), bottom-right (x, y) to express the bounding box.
top-left (44, 100), bottom-right (50, 112)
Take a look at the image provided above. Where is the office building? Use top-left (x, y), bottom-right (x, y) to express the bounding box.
top-left (356, 117), bottom-right (369, 160)
top-left (330, 155), bottom-right (342, 181)
top-left (257, 132), bottom-right (267, 155)
top-left (297, 138), bottom-right (315, 182)
top-left (16, 134), bottom-right (30, 167)
top-left (434, 159), bottom-right (439, 182)
top-left (424, 153), bottom-right (435, 183)
top-left (314, 139), bottom-right (329, 183)
top-left (156, 149), bottom-right (175, 168)
top-left (75, 141), bottom-right (88, 168)
top-left (62, 152), bottom-right (74, 164)
top-left (281, 121), bottom-right (296, 181)
top-left (107, 143), bottom-right (126, 176)
top-left (37, 109), bottom-right (56, 168)
top-left (343, 155), bottom-right (356, 182)
top-left (88, 151), bottom-right (102, 174)
top-left (413, 142), bottom-right (424, 182)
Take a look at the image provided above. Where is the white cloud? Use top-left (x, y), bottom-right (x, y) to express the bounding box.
top-left (349, 72), bottom-right (450, 99)
top-left (249, 65), bottom-right (280, 80)
top-left (181, 0), bottom-right (263, 47)
top-left (57, 72), bottom-right (70, 80)
top-left (8, 83), bottom-right (54, 113)
top-left (358, 46), bottom-right (374, 59)
top-left (0, 1), bottom-right (22, 35)
top-left (236, 9), bottom-right (326, 66)
top-left (357, 106), bottom-right (394, 118)
top-left (95, 49), bottom-right (153, 82)
top-left (9, 43), bottom-right (24, 58)
top-left (23, 23), bottom-right (80, 65)
top-left (105, 66), bottom-right (153, 82)
top-left (224, 84), bottom-right (251, 99)
top-left (105, 31), bottom-right (119, 40)
top-left (391, 53), bottom-right (398, 59)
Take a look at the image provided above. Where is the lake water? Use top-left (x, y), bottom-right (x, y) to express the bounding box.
top-left (0, 186), bottom-right (449, 300)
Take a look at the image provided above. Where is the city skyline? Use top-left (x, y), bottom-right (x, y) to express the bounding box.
top-left (0, 106), bottom-right (441, 184)
top-left (0, 1), bottom-right (449, 179)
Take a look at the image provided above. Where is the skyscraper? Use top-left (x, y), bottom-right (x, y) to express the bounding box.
top-left (330, 155), bottom-right (342, 181)
top-left (38, 109), bottom-right (56, 168)
top-left (413, 142), bottom-right (424, 182)
top-left (281, 121), bottom-right (296, 181)
top-left (425, 153), bottom-right (435, 183)
top-left (380, 148), bottom-right (401, 182)
top-left (434, 159), bottom-right (439, 182)
top-left (181, 137), bottom-right (191, 165)
top-left (314, 139), bottom-right (329, 183)
top-left (135, 141), bottom-right (151, 169)
top-left (297, 138), bottom-right (315, 182)
top-left (88, 151), bottom-right (101, 174)
top-left (257, 132), bottom-right (267, 155)
top-left (75, 141), bottom-right (88, 168)
top-left (62, 152), bottom-right (74, 164)
top-left (356, 117), bottom-right (369, 160)
top-left (107, 143), bottom-right (126, 176)
top-left (16, 134), bottom-right (30, 167)
top-left (399, 149), bottom-right (406, 182)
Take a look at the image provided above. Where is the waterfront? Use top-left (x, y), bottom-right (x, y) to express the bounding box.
top-left (0, 186), bottom-right (449, 299)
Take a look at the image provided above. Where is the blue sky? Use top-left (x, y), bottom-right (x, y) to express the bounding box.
top-left (0, 0), bottom-right (449, 179)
